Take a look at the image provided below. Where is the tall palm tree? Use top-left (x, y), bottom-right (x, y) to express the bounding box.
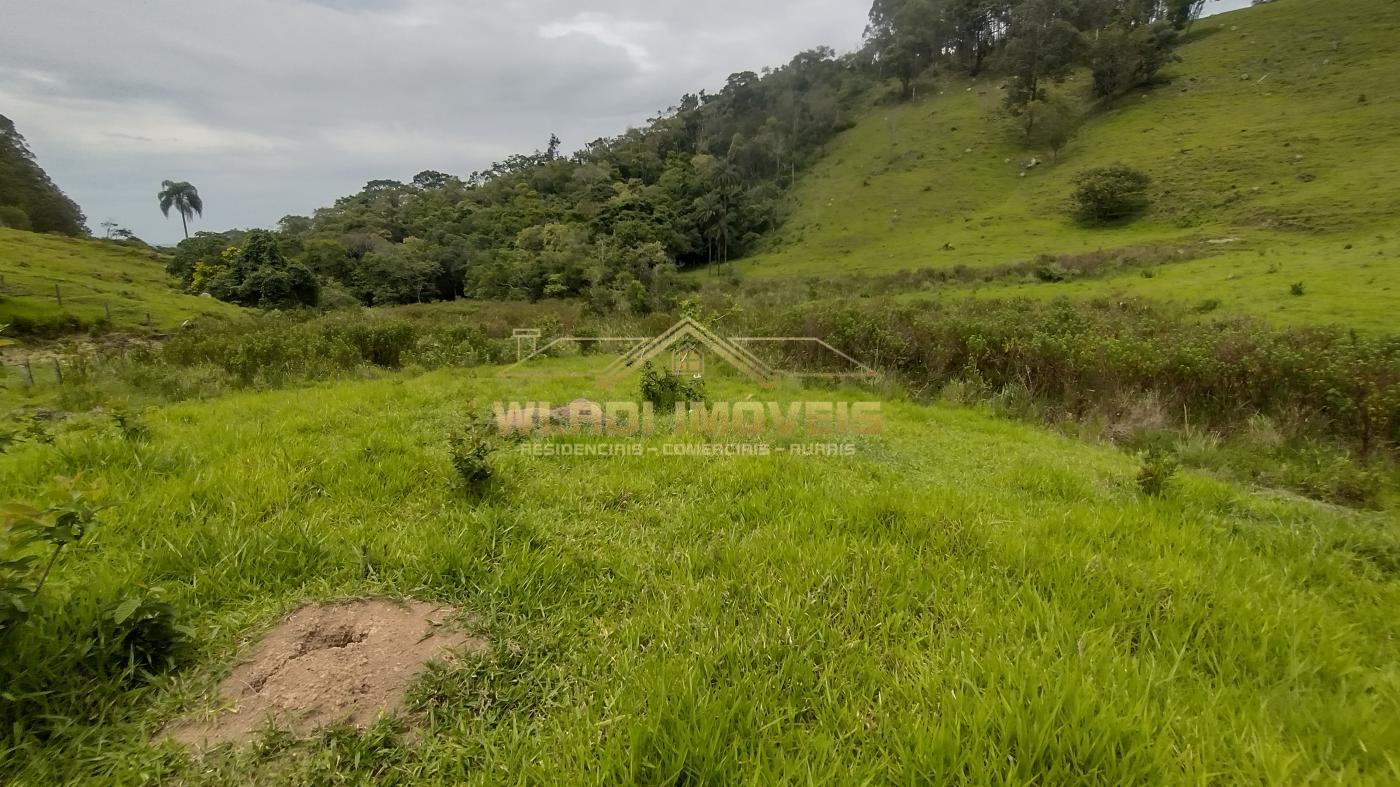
top-left (157, 180), bottom-right (203, 239)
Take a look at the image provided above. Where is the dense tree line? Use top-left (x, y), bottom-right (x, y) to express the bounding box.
top-left (863, 0), bottom-right (1201, 106)
top-left (170, 0), bottom-right (1200, 311)
top-left (0, 114), bottom-right (87, 235)
top-left (170, 46), bottom-right (866, 311)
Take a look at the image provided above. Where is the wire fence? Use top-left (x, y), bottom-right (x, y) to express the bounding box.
top-left (1, 349), bottom-right (146, 390)
top-left (1, 357), bottom-right (67, 389)
top-left (1, 279), bottom-right (156, 328)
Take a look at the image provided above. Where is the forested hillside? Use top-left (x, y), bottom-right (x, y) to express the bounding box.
top-left (164, 0), bottom-right (1214, 311)
top-left (0, 114), bottom-right (87, 236)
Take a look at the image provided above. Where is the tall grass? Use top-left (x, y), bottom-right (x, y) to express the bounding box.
top-left (0, 369), bottom-right (1397, 784)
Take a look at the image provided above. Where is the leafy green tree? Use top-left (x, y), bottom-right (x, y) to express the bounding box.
top-left (514, 223), bottom-right (592, 300)
top-left (1089, 21), bottom-right (1181, 99)
top-left (1168, 0), bottom-right (1207, 30)
top-left (157, 180), bottom-right (203, 239)
top-left (277, 214), bottom-right (314, 237)
top-left (351, 239), bottom-right (440, 305)
top-left (1000, 0), bottom-right (1087, 113)
top-left (167, 232), bottom-right (238, 290)
top-left (297, 238), bottom-right (355, 283)
top-left (1024, 93), bottom-right (1084, 160)
top-left (237, 261), bottom-right (320, 309)
top-left (865, 0), bottom-right (944, 98)
top-left (230, 231), bottom-right (318, 308)
top-left (184, 230), bottom-right (316, 308)
top-left (411, 170), bottom-right (451, 190)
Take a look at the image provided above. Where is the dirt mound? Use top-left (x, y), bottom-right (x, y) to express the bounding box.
top-left (167, 600), bottom-right (484, 749)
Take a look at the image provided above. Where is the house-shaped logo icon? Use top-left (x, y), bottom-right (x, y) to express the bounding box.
top-left (599, 317), bottom-right (779, 388)
top-left (504, 317), bottom-right (878, 388)
top-left (672, 341), bottom-right (706, 378)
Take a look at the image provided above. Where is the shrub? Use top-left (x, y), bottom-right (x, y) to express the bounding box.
top-left (1033, 258), bottom-right (1068, 283)
top-left (1291, 282), bottom-right (1306, 297)
top-left (639, 362), bottom-right (705, 411)
top-left (1, 483), bottom-right (102, 636)
top-left (449, 414), bottom-right (498, 494)
top-left (1136, 445), bottom-right (1180, 496)
top-left (101, 591), bottom-right (191, 678)
top-left (1071, 165), bottom-right (1152, 225)
top-left (108, 406), bottom-right (150, 442)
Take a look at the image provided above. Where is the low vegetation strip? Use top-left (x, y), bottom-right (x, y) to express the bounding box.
top-left (25, 297), bottom-right (1400, 459)
top-left (752, 297), bottom-right (1400, 454)
top-left (8, 295), bottom-right (1396, 507)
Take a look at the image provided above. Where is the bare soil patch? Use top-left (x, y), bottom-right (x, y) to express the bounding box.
top-left (166, 599), bottom-right (484, 749)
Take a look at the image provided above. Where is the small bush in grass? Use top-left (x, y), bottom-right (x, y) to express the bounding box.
top-left (1291, 282), bottom-right (1306, 297)
top-left (1033, 258), bottom-right (1069, 283)
top-left (574, 326), bottom-right (599, 356)
top-left (1071, 165), bottom-right (1152, 225)
top-left (1, 480), bottom-right (103, 636)
top-left (1136, 445), bottom-right (1180, 497)
top-left (639, 362), bottom-right (706, 411)
top-left (449, 414), bottom-right (498, 494)
top-left (108, 406), bottom-right (149, 442)
top-left (102, 590), bottom-right (192, 678)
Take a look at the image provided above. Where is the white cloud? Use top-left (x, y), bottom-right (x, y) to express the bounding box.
top-left (322, 124), bottom-right (509, 163)
top-left (0, 0), bottom-right (869, 243)
top-left (0, 87), bottom-right (291, 156)
top-left (539, 13), bottom-right (661, 72)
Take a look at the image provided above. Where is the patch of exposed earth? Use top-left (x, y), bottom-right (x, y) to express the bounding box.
top-left (166, 600), bottom-right (484, 749)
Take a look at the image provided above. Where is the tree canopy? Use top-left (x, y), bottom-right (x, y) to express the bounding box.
top-left (0, 114), bottom-right (87, 236)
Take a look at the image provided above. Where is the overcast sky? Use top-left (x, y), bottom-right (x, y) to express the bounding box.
top-left (1, 0), bottom-right (1254, 245)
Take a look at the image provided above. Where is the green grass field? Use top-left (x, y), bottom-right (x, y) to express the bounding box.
top-left (2, 358), bottom-right (1398, 783)
top-left (0, 228), bottom-right (242, 335)
top-left (740, 0), bottom-right (1400, 329)
top-left (885, 231), bottom-right (1400, 332)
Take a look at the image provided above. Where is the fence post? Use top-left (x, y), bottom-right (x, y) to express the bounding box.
top-left (54, 283), bottom-right (63, 307)
top-left (20, 358), bottom-right (33, 388)
top-left (52, 358), bottom-right (63, 385)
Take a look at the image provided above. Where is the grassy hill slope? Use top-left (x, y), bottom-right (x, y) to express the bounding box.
top-left (0, 228), bottom-right (241, 337)
top-left (744, 0), bottom-right (1400, 330)
top-left (1, 359), bottom-right (1397, 782)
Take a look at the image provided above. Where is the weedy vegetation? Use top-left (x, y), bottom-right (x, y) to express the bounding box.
top-left (638, 361), bottom-right (707, 411)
